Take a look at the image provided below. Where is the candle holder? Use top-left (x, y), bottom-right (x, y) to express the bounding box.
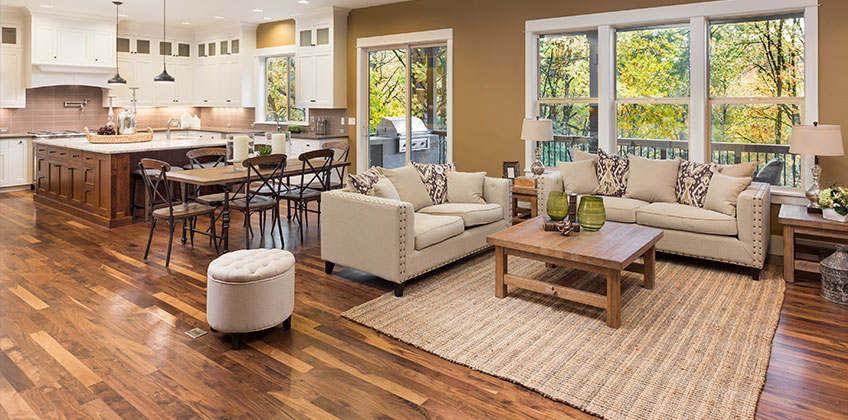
top-left (227, 136), bottom-right (254, 171)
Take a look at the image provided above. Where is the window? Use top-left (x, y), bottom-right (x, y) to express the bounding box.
top-left (537, 32), bottom-right (598, 165)
top-left (263, 56), bottom-right (305, 123)
top-left (709, 15), bottom-right (805, 187)
top-left (616, 25), bottom-right (690, 160)
top-left (527, 1), bottom-right (816, 193)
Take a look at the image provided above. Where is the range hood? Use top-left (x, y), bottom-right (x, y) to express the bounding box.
top-left (30, 63), bottom-right (114, 89)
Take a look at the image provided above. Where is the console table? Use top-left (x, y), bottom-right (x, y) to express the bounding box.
top-left (778, 203), bottom-right (848, 283)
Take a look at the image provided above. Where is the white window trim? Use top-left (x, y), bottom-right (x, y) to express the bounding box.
top-left (525, 0), bottom-right (819, 193)
top-left (254, 45), bottom-right (307, 125)
top-left (355, 29), bottom-right (453, 173)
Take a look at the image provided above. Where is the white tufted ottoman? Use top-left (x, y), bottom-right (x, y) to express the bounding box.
top-left (207, 248), bottom-right (295, 349)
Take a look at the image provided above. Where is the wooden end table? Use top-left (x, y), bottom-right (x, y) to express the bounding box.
top-left (778, 203), bottom-right (848, 283)
top-left (486, 217), bottom-right (663, 328)
top-left (512, 185), bottom-right (538, 225)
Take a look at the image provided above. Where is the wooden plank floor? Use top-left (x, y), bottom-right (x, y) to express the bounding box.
top-left (0, 190), bottom-right (846, 419)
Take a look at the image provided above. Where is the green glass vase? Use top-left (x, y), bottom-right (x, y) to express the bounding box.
top-left (577, 196), bottom-right (606, 232)
top-left (546, 191), bottom-right (569, 222)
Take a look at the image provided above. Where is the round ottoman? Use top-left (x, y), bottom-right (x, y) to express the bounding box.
top-left (207, 248), bottom-right (295, 349)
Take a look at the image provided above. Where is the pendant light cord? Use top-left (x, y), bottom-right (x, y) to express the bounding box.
top-left (162, 0), bottom-right (167, 71)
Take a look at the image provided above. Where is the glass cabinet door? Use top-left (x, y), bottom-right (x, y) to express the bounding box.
top-left (316, 27), bottom-right (330, 46)
top-left (198, 43), bottom-right (206, 57)
top-left (220, 40), bottom-right (228, 55)
top-left (299, 29), bottom-right (312, 47)
top-left (116, 37), bottom-right (130, 53)
top-left (231, 39), bottom-right (239, 54)
top-left (1, 27), bottom-right (16, 45)
top-left (177, 43), bottom-right (190, 57)
top-left (159, 41), bottom-right (172, 56)
top-left (208, 42), bottom-right (216, 56)
top-left (135, 39), bottom-right (150, 55)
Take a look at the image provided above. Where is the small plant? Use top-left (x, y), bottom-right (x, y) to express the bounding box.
top-left (819, 184), bottom-right (848, 216)
top-left (256, 144), bottom-right (272, 156)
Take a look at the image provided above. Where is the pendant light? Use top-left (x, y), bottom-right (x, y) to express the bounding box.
top-left (107, 1), bottom-right (127, 85)
top-left (153, 0), bottom-right (175, 83)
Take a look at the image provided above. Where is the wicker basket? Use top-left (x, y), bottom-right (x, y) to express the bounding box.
top-left (85, 127), bottom-right (153, 144)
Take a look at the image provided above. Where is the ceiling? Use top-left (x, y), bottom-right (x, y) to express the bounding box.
top-left (3, 0), bottom-right (407, 26)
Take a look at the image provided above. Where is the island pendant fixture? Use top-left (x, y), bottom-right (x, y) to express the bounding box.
top-left (153, 0), bottom-right (175, 83)
top-left (107, 1), bottom-right (126, 85)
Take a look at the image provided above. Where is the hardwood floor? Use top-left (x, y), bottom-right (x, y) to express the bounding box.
top-left (0, 190), bottom-right (846, 419)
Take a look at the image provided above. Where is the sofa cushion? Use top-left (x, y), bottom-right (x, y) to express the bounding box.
top-left (624, 154), bottom-right (680, 203)
top-left (348, 167), bottom-right (382, 194)
top-left (596, 148), bottom-right (629, 197)
top-left (703, 172), bottom-right (752, 217)
top-left (446, 171), bottom-right (486, 204)
top-left (675, 160), bottom-right (716, 207)
top-left (572, 147), bottom-right (599, 166)
top-left (412, 162), bottom-right (455, 204)
top-left (719, 161), bottom-right (758, 178)
top-left (379, 165), bottom-right (435, 211)
top-left (419, 203), bottom-right (503, 227)
top-left (557, 159), bottom-right (599, 195)
top-left (594, 196), bottom-right (650, 223)
top-left (413, 213), bottom-right (465, 250)
top-left (372, 176), bottom-right (401, 200)
top-left (635, 202), bottom-right (738, 236)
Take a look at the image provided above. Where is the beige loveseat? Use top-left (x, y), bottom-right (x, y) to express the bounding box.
top-left (537, 171), bottom-right (770, 279)
top-left (321, 177), bottom-right (511, 296)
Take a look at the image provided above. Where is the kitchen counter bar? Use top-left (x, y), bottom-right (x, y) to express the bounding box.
top-left (33, 137), bottom-right (228, 154)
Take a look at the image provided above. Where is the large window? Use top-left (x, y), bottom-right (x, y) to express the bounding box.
top-left (263, 56), bottom-right (305, 123)
top-left (709, 15), bottom-right (804, 187)
top-left (616, 25), bottom-right (690, 160)
top-left (528, 1), bottom-right (815, 191)
top-left (537, 32), bottom-right (598, 164)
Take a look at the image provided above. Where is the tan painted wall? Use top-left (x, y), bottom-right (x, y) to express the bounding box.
top-left (345, 0), bottom-right (848, 188)
top-left (256, 19), bottom-right (296, 48)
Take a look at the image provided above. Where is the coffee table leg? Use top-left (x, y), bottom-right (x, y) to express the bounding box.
top-left (495, 246), bottom-right (508, 298)
top-left (606, 270), bottom-right (621, 328)
top-left (643, 245), bottom-right (656, 290)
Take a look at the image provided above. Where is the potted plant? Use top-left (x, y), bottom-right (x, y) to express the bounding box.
top-left (819, 184), bottom-right (848, 222)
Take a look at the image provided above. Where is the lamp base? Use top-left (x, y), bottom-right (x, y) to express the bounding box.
top-left (807, 204), bottom-right (823, 214)
top-left (530, 146), bottom-right (545, 176)
top-left (806, 162), bottom-right (823, 213)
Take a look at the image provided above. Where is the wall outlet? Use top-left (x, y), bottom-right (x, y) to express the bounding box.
top-left (348, 117), bottom-right (356, 125)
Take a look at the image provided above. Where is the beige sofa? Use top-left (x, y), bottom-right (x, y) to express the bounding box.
top-left (321, 177), bottom-right (511, 295)
top-left (537, 170), bottom-right (770, 279)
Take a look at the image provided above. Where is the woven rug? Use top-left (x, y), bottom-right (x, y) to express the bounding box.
top-left (342, 252), bottom-right (785, 420)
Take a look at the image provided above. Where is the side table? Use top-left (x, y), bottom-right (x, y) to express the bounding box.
top-left (511, 183), bottom-right (538, 224)
top-left (778, 203), bottom-right (848, 282)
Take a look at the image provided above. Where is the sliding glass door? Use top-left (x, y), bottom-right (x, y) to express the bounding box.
top-left (367, 44), bottom-right (448, 169)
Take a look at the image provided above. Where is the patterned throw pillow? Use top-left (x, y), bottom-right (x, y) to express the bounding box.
top-left (348, 167), bottom-right (382, 194)
top-left (596, 149), bottom-right (629, 197)
top-left (412, 162), bottom-right (456, 204)
top-left (676, 160), bottom-right (716, 207)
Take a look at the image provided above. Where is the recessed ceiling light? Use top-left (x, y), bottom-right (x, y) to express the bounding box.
top-left (251, 8), bottom-right (263, 12)
top-left (298, 0), bottom-right (310, 3)
top-left (214, 16), bottom-right (224, 19)
top-left (181, 22), bottom-right (191, 25)
top-left (263, 17), bottom-right (272, 20)
top-left (119, 13), bottom-right (128, 17)
top-left (39, 4), bottom-right (53, 8)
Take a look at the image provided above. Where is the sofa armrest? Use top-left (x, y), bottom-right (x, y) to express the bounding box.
top-left (483, 177), bottom-right (512, 225)
top-left (320, 191), bottom-right (415, 284)
top-left (737, 182), bottom-right (770, 269)
top-left (536, 170), bottom-right (563, 216)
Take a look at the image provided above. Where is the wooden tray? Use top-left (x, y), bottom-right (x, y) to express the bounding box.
top-left (85, 127), bottom-right (153, 144)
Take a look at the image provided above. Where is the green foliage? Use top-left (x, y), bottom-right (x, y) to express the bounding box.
top-left (539, 34), bottom-right (591, 98)
top-left (616, 27), bottom-right (690, 98)
top-left (265, 56), bottom-right (306, 123)
top-left (819, 185), bottom-right (848, 215)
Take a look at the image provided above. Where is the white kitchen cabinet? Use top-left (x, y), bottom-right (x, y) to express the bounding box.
top-left (175, 61), bottom-right (193, 104)
top-left (0, 22), bottom-right (25, 108)
top-left (30, 14), bottom-right (115, 68)
top-left (33, 23), bottom-right (58, 62)
top-left (294, 8), bottom-right (348, 108)
top-left (59, 27), bottom-right (91, 64)
top-left (93, 31), bottom-right (114, 65)
top-left (0, 138), bottom-right (31, 189)
top-left (134, 58), bottom-right (155, 106)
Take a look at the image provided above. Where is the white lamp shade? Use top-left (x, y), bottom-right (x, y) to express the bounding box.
top-left (521, 118), bottom-right (553, 142)
top-left (789, 124), bottom-right (845, 156)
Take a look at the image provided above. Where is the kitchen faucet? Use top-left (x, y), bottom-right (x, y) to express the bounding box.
top-left (166, 118), bottom-right (180, 140)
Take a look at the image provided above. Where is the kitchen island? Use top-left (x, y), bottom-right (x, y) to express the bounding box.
top-left (33, 136), bottom-right (230, 228)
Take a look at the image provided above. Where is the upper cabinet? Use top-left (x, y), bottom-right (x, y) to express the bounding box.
top-left (194, 25), bottom-right (255, 107)
top-left (294, 7), bottom-right (348, 108)
top-left (0, 13), bottom-right (25, 108)
top-left (30, 13), bottom-right (114, 68)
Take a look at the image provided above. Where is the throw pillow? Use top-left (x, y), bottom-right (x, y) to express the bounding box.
top-left (379, 165), bottom-right (435, 211)
top-left (571, 147), bottom-right (599, 166)
top-left (556, 159), bottom-right (599, 195)
top-left (412, 162), bottom-right (455, 205)
top-left (347, 167), bottom-right (382, 194)
top-left (446, 171), bottom-right (486, 204)
top-left (719, 161), bottom-right (758, 178)
top-left (675, 160), bottom-right (716, 207)
top-left (624, 154), bottom-right (680, 203)
top-left (703, 172), bottom-right (752, 216)
top-left (371, 177), bottom-right (401, 201)
top-left (596, 148), bottom-right (629, 197)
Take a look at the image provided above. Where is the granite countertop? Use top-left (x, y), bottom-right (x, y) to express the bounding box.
top-left (0, 133), bottom-right (34, 139)
top-left (148, 127), bottom-right (266, 134)
top-left (33, 136), bottom-right (228, 154)
top-left (290, 133), bottom-right (349, 140)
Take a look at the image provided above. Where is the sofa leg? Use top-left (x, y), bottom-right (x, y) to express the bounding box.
top-left (324, 261), bottom-right (335, 275)
top-left (394, 282), bottom-right (405, 297)
top-left (750, 267), bottom-right (761, 281)
top-left (231, 333), bottom-right (241, 350)
top-left (282, 316), bottom-right (291, 330)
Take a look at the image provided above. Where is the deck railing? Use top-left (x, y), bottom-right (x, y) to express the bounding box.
top-left (539, 136), bottom-right (800, 187)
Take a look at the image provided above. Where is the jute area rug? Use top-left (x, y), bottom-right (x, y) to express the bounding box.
top-left (342, 252), bottom-right (785, 420)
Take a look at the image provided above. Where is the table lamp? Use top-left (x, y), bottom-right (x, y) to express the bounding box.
top-left (789, 122), bottom-right (845, 212)
top-left (521, 118), bottom-right (553, 176)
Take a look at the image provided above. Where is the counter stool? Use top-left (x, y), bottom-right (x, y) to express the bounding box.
top-left (206, 248), bottom-right (295, 350)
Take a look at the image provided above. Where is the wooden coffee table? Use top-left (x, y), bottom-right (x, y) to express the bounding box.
top-left (486, 217), bottom-right (663, 328)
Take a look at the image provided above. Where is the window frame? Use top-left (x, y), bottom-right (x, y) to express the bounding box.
top-left (525, 0), bottom-right (819, 198)
top-left (255, 46), bottom-right (307, 125)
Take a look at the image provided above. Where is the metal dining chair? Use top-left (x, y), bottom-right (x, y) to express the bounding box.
top-left (140, 159), bottom-right (219, 267)
top-left (281, 149), bottom-right (334, 242)
top-left (320, 140), bottom-right (350, 190)
top-left (185, 148), bottom-right (229, 205)
top-left (229, 154), bottom-right (288, 249)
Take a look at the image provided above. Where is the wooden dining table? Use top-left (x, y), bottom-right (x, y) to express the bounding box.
top-left (167, 158), bottom-right (350, 253)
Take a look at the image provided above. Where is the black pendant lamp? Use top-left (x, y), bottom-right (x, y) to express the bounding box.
top-left (107, 1), bottom-right (126, 85)
top-left (153, 0), bottom-right (174, 83)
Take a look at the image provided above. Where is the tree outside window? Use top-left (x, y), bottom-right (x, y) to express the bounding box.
top-left (265, 56), bottom-right (305, 123)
